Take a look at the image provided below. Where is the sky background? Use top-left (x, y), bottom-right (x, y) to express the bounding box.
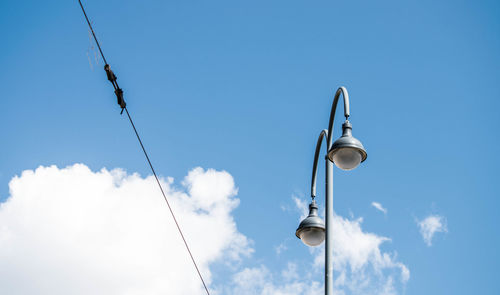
top-left (1, 0), bottom-right (499, 294)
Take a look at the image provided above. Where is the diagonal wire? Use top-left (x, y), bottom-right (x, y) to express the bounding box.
top-left (77, 1), bottom-right (211, 294)
top-left (124, 107), bottom-right (211, 295)
top-left (78, 0), bottom-right (107, 65)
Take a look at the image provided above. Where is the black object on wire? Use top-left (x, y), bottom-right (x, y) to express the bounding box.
top-left (77, 1), bottom-right (211, 294)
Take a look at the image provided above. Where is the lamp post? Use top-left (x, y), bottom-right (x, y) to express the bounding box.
top-left (295, 86), bottom-right (367, 295)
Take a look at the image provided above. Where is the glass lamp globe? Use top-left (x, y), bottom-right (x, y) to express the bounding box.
top-left (331, 147), bottom-right (363, 171)
top-left (298, 227), bottom-right (325, 247)
top-left (327, 120), bottom-right (367, 170)
top-left (296, 200), bottom-right (326, 247)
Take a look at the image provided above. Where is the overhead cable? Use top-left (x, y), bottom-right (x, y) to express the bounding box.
top-left (77, 1), bottom-right (211, 294)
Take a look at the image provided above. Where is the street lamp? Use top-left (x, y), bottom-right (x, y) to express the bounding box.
top-left (295, 86), bottom-right (367, 295)
top-left (295, 199), bottom-right (325, 246)
top-left (328, 121), bottom-right (367, 170)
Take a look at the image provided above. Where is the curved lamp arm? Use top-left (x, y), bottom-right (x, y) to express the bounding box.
top-left (311, 129), bottom-right (328, 199)
top-left (311, 86), bottom-right (351, 200)
top-left (327, 86), bottom-right (350, 148)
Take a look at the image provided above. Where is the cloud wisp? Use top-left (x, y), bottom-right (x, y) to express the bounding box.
top-left (371, 202), bottom-right (388, 214)
top-left (417, 215), bottom-right (448, 246)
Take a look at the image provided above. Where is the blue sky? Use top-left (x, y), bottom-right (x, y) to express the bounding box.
top-left (1, 0), bottom-right (499, 294)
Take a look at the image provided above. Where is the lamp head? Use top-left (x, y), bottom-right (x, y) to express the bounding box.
top-left (295, 200), bottom-right (325, 247)
top-left (327, 120), bottom-right (367, 171)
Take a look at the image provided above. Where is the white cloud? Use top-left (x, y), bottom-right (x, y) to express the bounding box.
top-left (0, 164), bottom-right (409, 295)
top-left (223, 265), bottom-right (323, 295)
top-left (293, 196), bottom-right (309, 221)
top-left (281, 262), bottom-right (299, 281)
top-left (275, 241), bottom-right (288, 255)
top-left (418, 215), bottom-right (447, 246)
top-left (0, 164), bottom-right (252, 295)
top-left (316, 215), bottom-right (408, 294)
top-left (289, 198), bottom-right (409, 295)
top-left (371, 202), bottom-right (387, 214)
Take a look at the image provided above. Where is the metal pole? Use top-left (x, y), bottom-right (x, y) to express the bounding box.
top-left (324, 87), bottom-right (349, 295)
top-left (308, 87), bottom-right (351, 295)
top-left (325, 155), bottom-right (334, 295)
